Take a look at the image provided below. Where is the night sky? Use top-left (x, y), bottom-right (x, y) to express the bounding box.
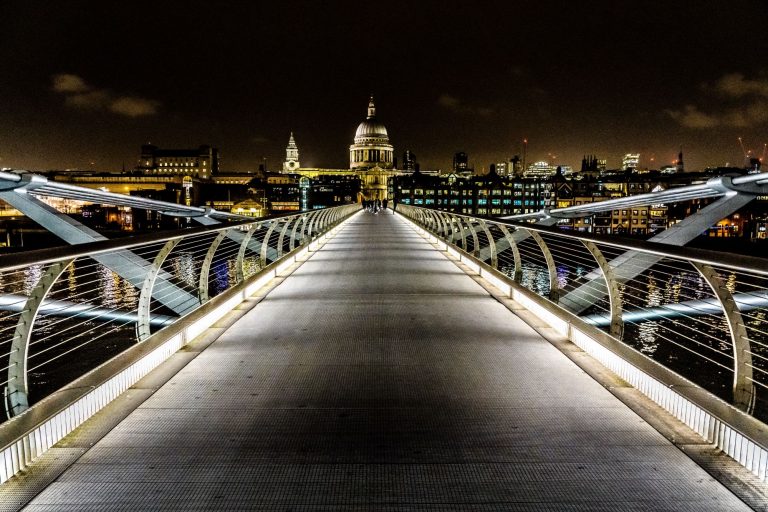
top-left (2, 1), bottom-right (768, 173)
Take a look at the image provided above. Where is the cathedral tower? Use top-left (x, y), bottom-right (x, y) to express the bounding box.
top-left (283, 132), bottom-right (300, 172)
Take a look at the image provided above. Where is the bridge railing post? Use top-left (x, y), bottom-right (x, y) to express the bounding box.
top-left (313, 209), bottom-right (328, 235)
top-left (581, 240), bottom-right (624, 339)
top-left (137, 239), bottom-right (182, 341)
top-left (289, 214), bottom-right (306, 251)
top-left (497, 224), bottom-right (522, 282)
top-left (518, 229), bottom-right (559, 302)
top-left (446, 213), bottom-right (458, 244)
top-left (259, 220), bottom-right (280, 268)
top-left (277, 220), bottom-right (292, 259)
top-left (424, 210), bottom-right (438, 236)
top-left (693, 262), bottom-right (755, 413)
top-left (236, 224), bottom-right (260, 283)
top-left (455, 216), bottom-right (468, 252)
top-left (6, 259), bottom-right (75, 418)
top-left (478, 220), bottom-right (497, 267)
top-left (436, 211), bottom-right (450, 241)
top-left (464, 219), bottom-right (478, 256)
top-left (199, 230), bottom-right (229, 304)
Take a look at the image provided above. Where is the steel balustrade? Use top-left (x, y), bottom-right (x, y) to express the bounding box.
top-left (396, 204), bottom-right (768, 416)
top-left (0, 204), bottom-right (359, 419)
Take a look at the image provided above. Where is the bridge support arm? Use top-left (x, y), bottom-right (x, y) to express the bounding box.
top-left (560, 193), bottom-right (758, 314)
top-left (0, 191), bottom-right (198, 316)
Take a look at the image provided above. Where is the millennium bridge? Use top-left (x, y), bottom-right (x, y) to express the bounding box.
top-left (1, 170), bottom-right (768, 509)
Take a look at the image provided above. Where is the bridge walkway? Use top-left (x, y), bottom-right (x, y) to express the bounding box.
top-left (16, 211), bottom-right (750, 510)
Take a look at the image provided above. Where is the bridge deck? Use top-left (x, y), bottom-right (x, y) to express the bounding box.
top-left (19, 211), bottom-right (748, 510)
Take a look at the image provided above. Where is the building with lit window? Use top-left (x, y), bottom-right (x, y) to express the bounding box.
top-left (524, 161), bottom-right (555, 179)
top-left (138, 144), bottom-right (219, 179)
top-left (280, 97), bottom-right (404, 202)
top-left (402, 150), bottom-right (417, 171)
top-left (622, 153), bottom-right (640, 171)
top-left (453, 152), bottom-right (471, 175)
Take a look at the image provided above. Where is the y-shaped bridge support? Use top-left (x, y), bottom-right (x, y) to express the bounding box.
top-left (0, 184), bottom-right (199, 316)
top-left (558, 184), bottom-right (757, 314)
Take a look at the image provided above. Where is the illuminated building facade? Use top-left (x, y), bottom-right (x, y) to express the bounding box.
top-left (349, 97), bottom-right (394, 170)
top-left (622, 153), bottom-right (640, 171)
top-left (138, 144), bottom-right (219, 179)
top-left (282, 97), bottom-right (403, 201)
top-left (524, 161), bottom-right (555, 179)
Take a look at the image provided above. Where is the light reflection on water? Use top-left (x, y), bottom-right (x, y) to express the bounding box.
top-left (0, 251), bottom-right (251, 413)
top-left (499, 261), bottom-right (768, 411)
top-left (172, 252), bottom-right (197, 289)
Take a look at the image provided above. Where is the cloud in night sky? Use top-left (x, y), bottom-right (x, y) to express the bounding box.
top-left (667, 105), bottom-right (719, 129)
top-left (437, 94), bottom-right (494, 117)
top-left (51, 73), bottom-right (90, 94)
top-left (51, 73), bottom-right (160, 118)
top-left (713, 73), bottom-right (768, 98)
top-left (668, 73), bottom-right (768, 129)
top-left (109, 96), bottom-right (160, 118)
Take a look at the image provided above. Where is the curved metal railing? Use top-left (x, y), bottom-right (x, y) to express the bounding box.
top-left (397, 204), bottom-right (768, 419)
top-left (0, 204), bottom-right (359, 420)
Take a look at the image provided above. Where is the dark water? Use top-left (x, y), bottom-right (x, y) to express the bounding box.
top-left (0, 240), bottom-right (265, 419)
top-left (500, 258), bottom-right (768, 421)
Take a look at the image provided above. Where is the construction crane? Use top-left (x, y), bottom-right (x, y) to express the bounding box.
top-left (738, 136), bottom-right (750, 159)
top-left (738, 137), bottom-right (764, 172)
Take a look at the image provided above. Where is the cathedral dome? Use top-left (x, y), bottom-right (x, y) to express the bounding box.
top-left (353, 96), bottom-right (389, 143)
top-left (349, 96), bottom-right (394, 171)
top-left (355, 119), bottom-right (388, 140)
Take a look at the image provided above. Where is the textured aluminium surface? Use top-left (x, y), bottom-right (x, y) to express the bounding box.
top-left (18, 212), bottom-right (749, 510)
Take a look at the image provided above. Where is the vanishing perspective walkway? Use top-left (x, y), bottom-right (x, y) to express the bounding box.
top-left (15, 211), bottom-right (750, 510)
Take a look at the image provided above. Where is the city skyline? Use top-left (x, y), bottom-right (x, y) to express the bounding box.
top-left (2, 1), bottom-right (767, 173)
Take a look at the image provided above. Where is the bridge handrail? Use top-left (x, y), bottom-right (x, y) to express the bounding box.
top-left (439, 210), bottom-right (768, 276)
top-left (397, 204), bottom-right (768, 415)
top-left (0, 210), bottom-right (307, 272)
top-left (398, 203), bottom-right (768, 480)
top-left (0, 202), bottom-right (360, 484)
top-left (0, 204), bottom-right (359, 423)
